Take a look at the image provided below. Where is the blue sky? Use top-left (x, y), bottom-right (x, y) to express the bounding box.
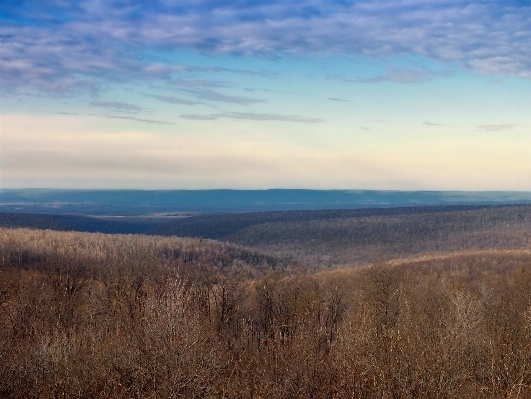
top-left (1, 0), bottom-right (530, 190)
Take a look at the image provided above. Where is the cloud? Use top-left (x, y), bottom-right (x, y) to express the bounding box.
top-left (182, 89), bottom-right (265, 105)
top-left (476, 124), bottom-right (517, 132)
top-left (91, 102), bottom-right (143, 112)
top-left (140, 64), bottom-right (270, 79)
top-left (354, 67), bottom-right (450, 84)
top-left (169, 79), bottom-right (233, 88)
top-left (244, 88), bottom-right (273, 93)
top-left (2, 0), bottom-right (531, 95)
top-left (175, 66), bottom-right (269, 77)
top-left (104, 115), bottom-right (173, 125)
top-left (179, 114), bottom-right (221, 121)
top-left (222, 112), bottom-right (323, 123)
top-left (180, 112), bottom-right (323, 123)
top-left (150, 95), bottom-right (204, 105)
top-left (329, 97), bottom-right (354, 103)
top-left (424, 121), bottom-right (448, 127)
top-left (54, 111), bottom-right (173, 124)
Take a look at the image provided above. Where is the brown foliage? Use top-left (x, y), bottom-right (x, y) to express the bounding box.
top-left (224, 206), bottom-right (531, 267)
top-left (1, 228), bottom-right (531, 398)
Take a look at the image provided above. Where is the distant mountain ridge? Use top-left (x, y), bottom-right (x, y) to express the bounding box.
top-left (2, 204), bottom-right (530, 269)
top-left (2, 189), bottom-right (531, 215)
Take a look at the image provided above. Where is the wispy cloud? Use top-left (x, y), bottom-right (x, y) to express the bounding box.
top-left (476, 124), bottom-right (517, 132)
top-left (150, 95), bottom-right (204, 106)
top-left (169, 79), bottom-right (233, 88)
top-left (105, 115), bottom-right (173, 125)
top-left (353, 67), bottom-right (450, 84)
top-left (180, 112), bottom-right (323, 124)
top-left (2, 0), bottom-right (531, 94)
top-left (91, 102), bottom-right (143, 112)
top-left (175, 66), bottom-right (269, 77)
top-left (424, 121), bottom-right (448, 127)
top-left (141, 65), bottom-right (270, 79)
top-left (179, 114), bottom-right (220, 121)
top-left (182, 89), bottom-right (265, 105)
top-left (329, 97), bottom-right (354, 103)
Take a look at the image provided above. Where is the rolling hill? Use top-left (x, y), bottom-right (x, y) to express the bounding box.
top-left (151, 204), bottom-right (531, 266)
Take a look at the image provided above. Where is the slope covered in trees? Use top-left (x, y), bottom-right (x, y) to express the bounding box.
top-left (0, 212), bottom-right (163, 234)
top-left (3, 205), bottom-right (530, 268)
top-left (2, 227), bottom-right (531, 398)
top-left (153, 205), bottom-right (531, 266)
top-left (148, 205), bottom-right (494, 238)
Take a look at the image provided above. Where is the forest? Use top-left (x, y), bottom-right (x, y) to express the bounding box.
top-left (1, 204), bottom-right (531, 398)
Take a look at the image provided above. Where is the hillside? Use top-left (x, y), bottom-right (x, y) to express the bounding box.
top-left (0, 212), bottom-right (164, 234)
top-left (1, 227), bottom-right (531, 398)
top-left (148, 204), bottom-right (492, 238)
top-left (0, 227), bottom-right (293, 280)
top-left (3, 205), bottom-right (530, 268)
top-left (152, 204), bottom-right (531, 266)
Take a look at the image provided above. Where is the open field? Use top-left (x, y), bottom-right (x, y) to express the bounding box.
top-left (2, 226), bottom-right (531, 398)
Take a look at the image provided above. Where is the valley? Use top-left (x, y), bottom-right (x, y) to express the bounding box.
top-left (1, 203), bottom-right (531, 397)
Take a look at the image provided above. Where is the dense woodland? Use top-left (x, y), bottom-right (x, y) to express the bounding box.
top-left (2, 221), bottom-right (531, 398)
top-left (224, 206), bottom-right (531, 266)
top-left (0, 213), bottom-right (169, 234)
top-left (147, 205), bottom-right (499, 239)
top-left (3, 206), bottom-right (530, 269)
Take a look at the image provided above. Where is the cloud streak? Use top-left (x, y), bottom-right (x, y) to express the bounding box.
top-left (424, 121), bottom-right (448, 127)
top-left (328, 97), bottom-right (354, 103)
top-left (180, 112), bottom-right (323, 124)
top-left (476, 124), bottom-right (517, 132)
top-left (91, 102), bottom-right (143, 112)
top-left (352, 67), bottom-right (451, 84)
top-left (104, 115), bottom-right (174, 125)
top-left (169, 79), bottom-right (233, 88)
top-left (150, 95), bottom-right (204, 106)
top-left (181, 89), bottom-right (266, 105)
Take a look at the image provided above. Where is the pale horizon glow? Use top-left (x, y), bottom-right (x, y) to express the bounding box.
top-left (1, 1), bottom-right (530, 190)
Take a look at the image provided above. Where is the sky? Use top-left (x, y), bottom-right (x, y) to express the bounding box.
top-left (1, 0), bottom-right (530, 190)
